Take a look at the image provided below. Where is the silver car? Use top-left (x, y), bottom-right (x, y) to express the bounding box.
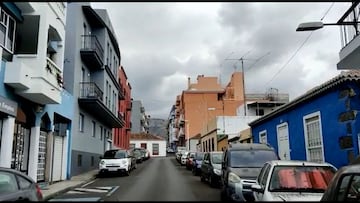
top-left (0, 167), bottom-right (43, 201)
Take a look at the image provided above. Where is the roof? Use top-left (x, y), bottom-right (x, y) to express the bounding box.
top-left (228, 142), bottom-right (274, 150)
top-left (266, 160), bottom-right (336, 168)
top-left (130, 133), bottom-right (166, 141)
top-left (249, 70), bottom-right (360, 126)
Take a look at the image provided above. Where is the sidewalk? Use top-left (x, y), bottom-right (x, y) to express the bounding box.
top-left (40, 169), bottom-right (99, 201)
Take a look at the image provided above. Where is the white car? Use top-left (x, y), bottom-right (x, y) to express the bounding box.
top-left (99, 149), bottom-right (136, 176)
top-left (251, 160), bottom-right (337, 201)
top-left (181, 151), bottom-right (189, 165)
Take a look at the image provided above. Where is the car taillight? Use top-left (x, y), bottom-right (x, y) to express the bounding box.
top-left (35, 184), bottom-right (43, 200)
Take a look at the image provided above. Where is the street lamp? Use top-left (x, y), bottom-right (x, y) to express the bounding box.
top-left (296, 21), bottom-right (357, 31)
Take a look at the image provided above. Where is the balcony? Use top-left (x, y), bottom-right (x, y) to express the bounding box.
top-left (80, 35), bottom-right (104, 71)
top-left (126, 100), bottom-right (132, 111)
top-left (5, 57), bottom-right (62, 104)
top-left (336, 3), bottom-right (360, 70)
top-left (78, 82), bottom-right (124, 128)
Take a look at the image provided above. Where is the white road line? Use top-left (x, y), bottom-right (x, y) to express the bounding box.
top-left (95, 186), bottom-right (113, 190)
top-left (106, 186), bottom-right (119, 197)
top-left (73, 187), bottom-right (108, 193)
top-left (81, 180), bottom-right (96, 188)
top-left (66, 190), bottom-right (88, 194)
top-left (49, 197), bottom-right (101, 202)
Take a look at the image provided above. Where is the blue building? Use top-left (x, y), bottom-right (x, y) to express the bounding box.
top-left (249, 70), bottom-right (360, 169)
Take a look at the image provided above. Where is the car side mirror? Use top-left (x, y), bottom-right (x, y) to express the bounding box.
top-left (251, 184), bottom-right (264, 193)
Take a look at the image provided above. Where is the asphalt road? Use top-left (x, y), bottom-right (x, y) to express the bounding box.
top-left (49, 155), bottom-right (221, 201)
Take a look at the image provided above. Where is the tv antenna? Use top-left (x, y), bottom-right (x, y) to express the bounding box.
top-left (225, 51), bottom-right (271, 116)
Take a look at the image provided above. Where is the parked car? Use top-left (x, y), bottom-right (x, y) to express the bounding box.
top-left (0, 167), bottom-right (43, 201)
top-left (251, 160), bottom-right (337, 201)
top-left (221, 143), bottom-right (280, 201)
top-left (181, 151), bottom-right (189, 166)
top-left (192, 152), bottom-right (205, 176)
top-left (186, 152), bottom-right (196, 170)
top-left (320, 164), bottom-right (360, 201)
top-left (133, 150), bottom-right (143, 163)
top-left (176, 150), bottom-right (186, 163)
top-left (200, 151), bottom-right (223, 187)
top-left (98, 149), bottom-right (136, 176)
top-left (141, 148), bottom-right (150, 161)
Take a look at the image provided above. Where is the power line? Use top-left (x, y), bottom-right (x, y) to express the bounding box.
top-left (264, 3), bottom-right (336, 86)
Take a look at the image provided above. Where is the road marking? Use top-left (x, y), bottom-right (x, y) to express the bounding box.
top-left (66, 190), bottom-right (88, 194)
top-left (49, 197), bottom-right (101, 202)
top-left (95, 186), bottom-right (113, 190)
top-left (81, 180), bottom-right (96, 188)
top-left (106, 186), bottom-right (119, 197)
top-left (73, 187), bottom-right (109, 193)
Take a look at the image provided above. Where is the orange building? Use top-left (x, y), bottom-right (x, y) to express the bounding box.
top-left (176, 72), bottom-right (245, 147)
top-left (113, 66), bottom-right (132, 149)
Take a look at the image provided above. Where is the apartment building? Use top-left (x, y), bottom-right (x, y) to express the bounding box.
top-left (63, 2), bottom-right (124, 176)
top-left (113, 65), bottom-right (132, 150)
top-left (0, 2), bottom-right (71, 183)
top-left (174, 72), bottom-right (244, 150)
top-left (130, 100), bottom-right (149, 134)
top-left (167, 105), bottom-right (177, 151)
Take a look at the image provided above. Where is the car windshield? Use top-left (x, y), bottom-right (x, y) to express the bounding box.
top-left (230, 150), bottom-right (278, 167)
top-left (103, 150), bottom-right (127, 159)
top-left (211, 153), bottom-right (223, 164)
top-left (269, 165), bottom-right (336, 193)
top-left (195, 153), bottom-right (204, 160)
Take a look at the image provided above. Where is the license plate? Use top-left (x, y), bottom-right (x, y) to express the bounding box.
top-left (108, 168), bottom-right (118, 171)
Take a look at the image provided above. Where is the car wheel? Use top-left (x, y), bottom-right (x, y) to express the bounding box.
top-left (209, 175), bottom-right (216, 187)
top-left (220, 185), bottom-right (228, 201)
top-left (192, 168), bottom-right (196, 175)
top-left (200, 173), bottom-right (205, 182)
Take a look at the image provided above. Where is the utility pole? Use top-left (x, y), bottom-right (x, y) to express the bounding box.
top-left (226, 51), bottom-right (271, 116)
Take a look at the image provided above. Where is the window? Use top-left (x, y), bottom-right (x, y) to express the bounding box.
top-left (91, 156), bottom-right (94, 166)
top-left (303, 112), bottom-right (324, 163)
top-left (0, 8), bottom-right (16, 53)
top-left (153, 143), bottom-right (159, 155)
top-left (0, 172), bottom-right (18, 194)
top-left (100, 126), bottom-right (103, 140)
top-left (256, 109), bottom-right (264, 116)
top-left (141, 143), bottom-right (147, 149)
top-left (259, 130), bottom-right (267, 144)
top-left (81, 67), bottom-right (85, 82)
top-left (17, 175), bottom-right (31, 189)
top-left (77, 154), bottom-right (82, 167)
top-left (79, 114), bottom-right (84, 132)
top-left (92, 121), bottom-right (96, 137)
top-left (211, 138), bottom-right (214, 151)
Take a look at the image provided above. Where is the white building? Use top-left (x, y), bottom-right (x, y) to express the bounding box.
top-left (130, 133), bottom-right (167, 157)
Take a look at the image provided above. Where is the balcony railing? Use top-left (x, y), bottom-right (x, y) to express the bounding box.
top-left (79, 82), bottom-right (103, 100)
top-left (80, 35), bottom-right (104, 70)
top-left (46, 57), bottom-right (63, 88)
top-left (81, 35), bottom-right (104, 59)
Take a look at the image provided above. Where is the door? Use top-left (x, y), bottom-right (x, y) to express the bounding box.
top-left (277, 123), bottom-right (291, 160)
top-left (52, 136), bottom-right (64, 182)
top-left (37, 131), bottom-right (47, 182)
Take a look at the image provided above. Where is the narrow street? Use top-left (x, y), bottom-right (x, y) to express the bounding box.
top-left (49, 156), bottom-right (221, 201)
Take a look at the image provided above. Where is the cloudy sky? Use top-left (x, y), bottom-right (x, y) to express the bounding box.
top-left (91, 2), bottom-right (351, 119)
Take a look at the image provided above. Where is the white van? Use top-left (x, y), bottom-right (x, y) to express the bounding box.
top-left (98, 149), bottom-right (136, 176)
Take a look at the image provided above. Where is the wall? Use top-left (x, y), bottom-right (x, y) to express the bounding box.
top-left (130, 140), bottom-right (167, 157)
top-left (252, 81), bottom-right (360, 169)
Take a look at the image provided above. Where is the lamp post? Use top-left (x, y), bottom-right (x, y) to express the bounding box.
top-left (296, 21), bottom-right (359, 31)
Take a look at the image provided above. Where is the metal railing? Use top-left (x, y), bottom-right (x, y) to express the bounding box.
top-left (81, 35), bottom-right (104, 61)
top-left (79, 82), bottom-right (103, 100)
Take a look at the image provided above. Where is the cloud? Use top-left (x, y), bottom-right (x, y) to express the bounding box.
top-left (92, 2), bottom-right (352, 118)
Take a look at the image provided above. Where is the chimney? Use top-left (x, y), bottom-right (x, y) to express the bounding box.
top-left (188, 77), bottom-right (191, 89)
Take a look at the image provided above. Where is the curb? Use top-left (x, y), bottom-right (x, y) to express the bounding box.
top-left (43, 174), bottom-right (98, 201)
